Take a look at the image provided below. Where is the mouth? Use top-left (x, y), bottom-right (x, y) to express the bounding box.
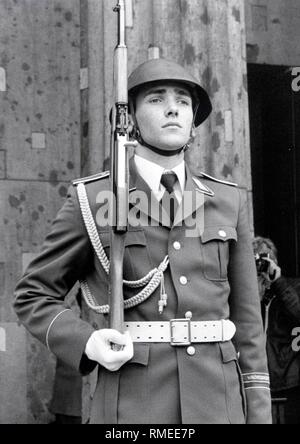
top-left (162, 122), bottom-right (182, 128)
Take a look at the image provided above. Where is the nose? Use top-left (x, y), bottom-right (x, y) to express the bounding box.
top-left (165, 98), bottom-right (179, 118)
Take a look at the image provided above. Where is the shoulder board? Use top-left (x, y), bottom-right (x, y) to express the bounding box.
top-left (72, 171), bottom-right (110, 186)
top-left (199, 172), bottom-right (238, 187)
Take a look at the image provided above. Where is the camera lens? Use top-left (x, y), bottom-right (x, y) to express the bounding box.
top-left (255, 253), bottom-right (270, 273)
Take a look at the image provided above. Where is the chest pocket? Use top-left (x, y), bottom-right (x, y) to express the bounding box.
top-left (99, 228), bottom-right (151, 281)
top-left (201, 227), bottom-right (237, 281)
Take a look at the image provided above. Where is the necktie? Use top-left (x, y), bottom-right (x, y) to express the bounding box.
top-left (160, 172), bottom-right (179, 225)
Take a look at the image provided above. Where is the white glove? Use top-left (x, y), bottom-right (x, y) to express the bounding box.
top-left (85, 329), bottom-right (134, 372)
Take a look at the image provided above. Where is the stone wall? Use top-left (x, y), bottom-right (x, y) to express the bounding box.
top-left (0, 0), bottom-right (81, 424)
top-left (245, 0), bottom-right (300, 65)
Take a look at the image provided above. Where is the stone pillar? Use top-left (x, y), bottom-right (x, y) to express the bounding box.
top-left (0, 0), bottom-right (82, 423)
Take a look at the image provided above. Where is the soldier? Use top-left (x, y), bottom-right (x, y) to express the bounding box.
top-left (14, 59), bottom-right (272, 424)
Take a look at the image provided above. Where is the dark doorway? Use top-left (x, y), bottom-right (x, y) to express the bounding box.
top-left (248, 64), bottom-right (300, 277)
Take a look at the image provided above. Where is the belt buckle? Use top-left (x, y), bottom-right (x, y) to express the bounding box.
top-left (170, 318), bottom-right (192, 346)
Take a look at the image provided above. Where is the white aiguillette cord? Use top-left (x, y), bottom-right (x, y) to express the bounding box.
top-left (76, 183), bottom-right (170, 315)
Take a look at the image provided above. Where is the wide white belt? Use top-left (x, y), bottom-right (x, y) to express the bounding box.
top-left (125, 319), bottom-right (236, 346)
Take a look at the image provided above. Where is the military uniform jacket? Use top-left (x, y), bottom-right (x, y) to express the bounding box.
top-left (14, 160), bottom-right (272, 424)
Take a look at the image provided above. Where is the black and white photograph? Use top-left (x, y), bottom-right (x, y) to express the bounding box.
top-left (1, 0), bottom-right (300, 426)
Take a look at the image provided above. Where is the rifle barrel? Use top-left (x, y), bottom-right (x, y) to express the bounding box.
top-left (109, 0), bottom-right (129, 335)
top-left (117, 0), bottom-right (126, 47)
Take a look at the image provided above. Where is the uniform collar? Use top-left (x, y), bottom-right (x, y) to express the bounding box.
top-left (134, 154), bottom-right (186, 197)
top-left (129, 159), bottom-right (213, 229)
top-left (129, 158), bottom-right (169, 226)
top-left (192, 176), bottom-right (215, 197)
top-left (173, 167), bottom-right (208, 227)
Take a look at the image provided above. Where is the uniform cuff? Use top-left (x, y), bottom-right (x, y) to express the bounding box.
top-left (47, 309), bottom-right (96, 372)
top-left (79, 353), bottom-right (98, 376)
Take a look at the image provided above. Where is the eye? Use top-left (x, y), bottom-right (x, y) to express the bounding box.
top-left (177, 97), bottom-right (191, 106)
top-left (148, 97), bottom-right (162, 104)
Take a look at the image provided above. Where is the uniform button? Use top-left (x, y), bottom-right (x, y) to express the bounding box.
top-left (173, 241), bottom-right (181, 251)
top-left (187, 346), bottom-right (196, 356)
top-left (180, 276), bottom-right (188, 285)
top-left (219, 230), bottom-right (227, 238)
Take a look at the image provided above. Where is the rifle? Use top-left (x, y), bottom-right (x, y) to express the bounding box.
top-left (109, 0), bottom-right (131, 338)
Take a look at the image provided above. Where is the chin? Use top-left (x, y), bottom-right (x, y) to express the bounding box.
top-left (159, 139), bottom-right (188, 152)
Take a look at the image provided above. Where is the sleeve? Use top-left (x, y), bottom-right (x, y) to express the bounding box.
top-left (50, 358), bottom-right (83, 417)
top-left (13, 185), bottom-right (97, 374)
top-left (228, 190), bottom-right (272, 424)
top-left (271, 277), bottom-right (300, 323)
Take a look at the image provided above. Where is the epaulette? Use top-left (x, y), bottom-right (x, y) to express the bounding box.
top-left (72, 171), bottom-right (110, 186)
top-left (199, 172), bottom-right (238, 187)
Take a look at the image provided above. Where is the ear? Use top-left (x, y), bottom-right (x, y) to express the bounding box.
top-left (191, 124), bottom-right (196, 139)
top-left (128, 114), bottom-right (136, 140)
top-left (128, 114), bottom-right (135, 132)
top-left (188, 124), bottom-right (196, 144)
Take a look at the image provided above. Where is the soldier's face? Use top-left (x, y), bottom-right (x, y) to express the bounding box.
top-left (135, 81), bottom-right (194, 152)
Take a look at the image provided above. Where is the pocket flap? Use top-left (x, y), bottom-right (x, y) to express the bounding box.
top-left (129, 344), bottom-right (150, 366)
top-left (219, 341), bottom-right (238, 363)
top-left (202, 227), bottom-right (237, 244)
top-left (99, 229), bottom-right (147, 249)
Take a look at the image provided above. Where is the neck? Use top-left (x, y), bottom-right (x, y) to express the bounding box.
top-left (135, 144), bottom-right (185, 169)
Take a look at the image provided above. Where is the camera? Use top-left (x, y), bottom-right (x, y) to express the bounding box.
top-left (255, 253), bottom-right (270, 273)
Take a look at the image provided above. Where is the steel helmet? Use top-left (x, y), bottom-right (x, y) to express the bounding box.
top-left (128, 58), bottom-right (212, 126)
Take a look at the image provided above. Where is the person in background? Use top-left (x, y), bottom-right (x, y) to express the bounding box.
top-left (253, 236), bottom-right (300, 424)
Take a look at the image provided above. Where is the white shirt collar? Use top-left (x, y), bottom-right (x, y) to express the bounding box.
top-left (134, 155), bottom-right (186, 198)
